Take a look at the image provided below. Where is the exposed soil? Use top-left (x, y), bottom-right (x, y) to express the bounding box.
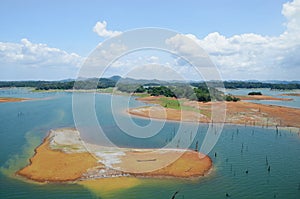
top-left (129, 96), bottom-right (300, 128)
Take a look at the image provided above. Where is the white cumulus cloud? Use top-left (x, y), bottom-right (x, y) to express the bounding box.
top-left (0, 39), bottom-right (84, 80)
top-left (282, 0), bottom-right (300, 35)
top-left (166, 0), bottom-right (300, 80)
top-left (93, 21), bottom-right (122, 38)
top-left (0, 38), bottom-right (83, 67)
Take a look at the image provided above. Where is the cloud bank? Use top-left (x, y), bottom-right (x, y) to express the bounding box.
top-left (0, 39), bottom-right (84, 80)
top-left (166, 0), bottom-right (300, 80)
top-left (96, 0), bottom-right (300, 81)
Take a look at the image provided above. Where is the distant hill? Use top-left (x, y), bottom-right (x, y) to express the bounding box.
top-left (109, 75), bottom-right (122, 82)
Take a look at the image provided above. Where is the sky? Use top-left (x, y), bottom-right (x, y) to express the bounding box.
top-left (0, 0), bottom-right (299, 81)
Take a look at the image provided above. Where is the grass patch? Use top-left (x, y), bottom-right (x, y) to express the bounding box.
top-left (133, 93), bottom-right (150, 97)
top-left (157, 97), bottom-right (202, 112)
top-left (96, 87), bottom-right (114, 93)
top-left (158, 97), bottom-right (180, 109)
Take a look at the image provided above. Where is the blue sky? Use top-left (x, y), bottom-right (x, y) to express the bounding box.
top-left (0, 0), bottom-right (299, 80)
top-left (0, 0), bottom-right (287, 55)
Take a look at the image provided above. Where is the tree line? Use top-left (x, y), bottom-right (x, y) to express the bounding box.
top-left (0, 78), bottom-right (116, 90)
top-left (130, 85), bottom-right (239, 102)
top-left (0, 79), bottom-right (299, 92)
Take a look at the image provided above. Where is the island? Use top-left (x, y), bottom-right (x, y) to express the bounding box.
top-left (17, 128), bottom-right (212, 183)
top-left (0, 97), bottom-right (29, 103)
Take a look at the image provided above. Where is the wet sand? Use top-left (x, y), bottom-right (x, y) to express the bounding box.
top-left (78, 177), bottom-right (142, 196)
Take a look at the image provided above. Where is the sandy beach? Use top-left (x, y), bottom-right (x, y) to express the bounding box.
top-left (17, 128), bottom-right (212, 183)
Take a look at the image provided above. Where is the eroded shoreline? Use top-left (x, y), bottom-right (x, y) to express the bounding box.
top-left (128, 96), bottom-right (300, 128)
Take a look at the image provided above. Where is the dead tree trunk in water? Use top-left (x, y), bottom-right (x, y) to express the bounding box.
top-left (194, 141), bottom-right (198, 152)
top-left (171, 191), bottom-right (179, 199)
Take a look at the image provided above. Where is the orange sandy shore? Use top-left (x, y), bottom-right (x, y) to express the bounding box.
top-left (16, 131), bottom-right (212, 183)
top-left (17, 137), bottom-right (99, 182)
top-left (126, 151), bottom-right (212, 178)
top-left (280, 93), bottom-right (300, 97)
top-left (236, 95), bottom-right (292, 101)
top-left (0, 97), bottom-right (29, 103)
top-left (129, 96), bottom-right (300, 128)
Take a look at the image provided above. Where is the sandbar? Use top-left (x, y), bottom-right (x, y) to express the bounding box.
top-left (0, 97), bottom-right (29, 103)
top-left (17, 128), bottom-right (212, 183)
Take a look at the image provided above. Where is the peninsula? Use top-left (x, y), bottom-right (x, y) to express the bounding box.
top-left (128, 96), bottom-right (300, 128)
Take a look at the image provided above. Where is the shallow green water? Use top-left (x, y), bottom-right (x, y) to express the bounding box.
top-left (0, 88), bottom-right (300, 199)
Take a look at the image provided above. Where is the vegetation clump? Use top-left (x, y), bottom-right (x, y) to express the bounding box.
top-left (248, 91), bottom-right (262, 95)
top-left (133, 85), bottom-right (240, 103)
top-left (225, 94), bottom-right (240, 102)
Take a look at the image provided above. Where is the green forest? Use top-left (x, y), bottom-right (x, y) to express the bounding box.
top-left (0, 78), bottom-right (299, 102)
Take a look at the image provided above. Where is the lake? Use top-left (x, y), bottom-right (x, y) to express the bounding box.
top-left (0, 88), bottom-right (300, 199)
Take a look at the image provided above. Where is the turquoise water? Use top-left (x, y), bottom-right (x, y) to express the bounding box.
top-left (0, 88), bottom-right (300, 199)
